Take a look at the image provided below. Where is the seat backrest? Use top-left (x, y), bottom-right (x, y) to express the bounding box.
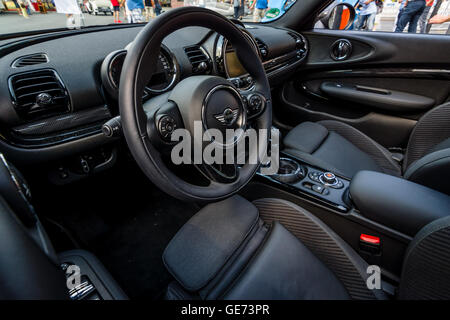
top-left (404, 102), bottom-right (450, 170)
top-left (399, 216), bottom-right (450, 300)
top-left (404, 103), bottom-right (450, 195)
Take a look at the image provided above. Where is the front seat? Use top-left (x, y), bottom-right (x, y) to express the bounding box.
top-left (282, 103), bottom-right (450, 195)
top-left (163, 196), bottom-right (450, 300)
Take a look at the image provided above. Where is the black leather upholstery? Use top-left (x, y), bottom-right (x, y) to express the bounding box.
top-left (283, 103), bottom-right (450, 194)
top-left (350, 171), bottom-right (450, 236)
top-left (0, 196), bottom-right (67, 299)
top-left (222, 222), bottom-right (349, 300)
top-left (164, 195), bottom-right (387, 300)
top-left (165, 195), bottom-right (450, 300)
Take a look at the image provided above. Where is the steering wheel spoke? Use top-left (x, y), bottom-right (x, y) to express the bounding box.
top-left (142, 94), bottom-right (184, 153)
top-left (195, 161), bottom-right (240, 184)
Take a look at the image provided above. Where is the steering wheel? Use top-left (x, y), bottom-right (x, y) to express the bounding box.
top-left (119, 7), bottom-right (272, 202)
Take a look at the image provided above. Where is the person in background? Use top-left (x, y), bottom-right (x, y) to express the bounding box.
top-left (154, 0), bottom-right (161, 16)
top-left (394, 0), bottom-right (407, 31)
top-left (238, 0), bottom-right (245, 19)
top-left (250, 0), bottom-right (268, 22)
top-left (354, 0), bottom-right (378, 31)
top-left (125, 0), bottom-right (144, 23)
top-left (418, 0), bottom-right (434, 32)
top-left (18, 0), bottom-right (30, 18)
top-left (54, 0), bottom-right (81, 27)
top-left (429, 13), bottom-right (450, 23)
top-left (111, 0), bottom-right (122, 23)
top-left (395, 0), bottom-right (426, 32)
top-left (429, 12), bottom-right (450, 33)
top-left (12, 0), bottom-right (22, 15)
top-left (119, 0), bottom-right (127, 21)
top-left (25, 0), bottom-right (34, 15)
top-left (144, 0), bottom-right (153, 21)
top-left (233, 0), bottom-right (240, 19)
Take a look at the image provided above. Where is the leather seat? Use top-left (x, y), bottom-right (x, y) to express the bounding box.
top-left (283, 103), bottom-right (450, 195)
top-left (163, 196), bottom-right (450, 300)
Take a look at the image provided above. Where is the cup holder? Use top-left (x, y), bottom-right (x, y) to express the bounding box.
top-left (270, 158), bottom-right (306, 183)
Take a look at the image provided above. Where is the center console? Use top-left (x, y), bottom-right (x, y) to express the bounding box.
top-left (258, 152), bottom-right (351, 213)
top-left (252, 146), bottom-right (450, 281)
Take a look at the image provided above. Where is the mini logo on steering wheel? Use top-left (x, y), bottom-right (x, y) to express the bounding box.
top-left (214, 108), bottom-right (239, 126)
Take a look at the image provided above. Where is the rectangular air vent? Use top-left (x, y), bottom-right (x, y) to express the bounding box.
top-left (11, 53), bottom-right (49, 68)
top-left (8, 69), bottom-right (70, 119)
top-left (184, 45), bottom-right (210, 74)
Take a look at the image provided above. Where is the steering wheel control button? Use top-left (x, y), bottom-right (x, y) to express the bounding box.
top-left (319, 172), bottom-right (338, 186)
top-left (246, 93), bottom-right (265, 117)
top-left (158, 115), bottom-right (177, 140)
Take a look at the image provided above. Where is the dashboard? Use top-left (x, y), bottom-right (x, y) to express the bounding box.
top-left (0, 23), bottom-right (309, 167)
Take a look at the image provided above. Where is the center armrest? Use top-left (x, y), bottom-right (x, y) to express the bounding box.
top-left (349, 171), bottom-right (450, 236)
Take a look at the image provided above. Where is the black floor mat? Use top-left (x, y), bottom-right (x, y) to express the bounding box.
top-left (32, 160), bottom-right (199, 299)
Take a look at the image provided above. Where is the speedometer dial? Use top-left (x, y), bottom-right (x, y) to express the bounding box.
top-left (101, 45), bottom-right (178, 99)
top-left (147, 51), bottom-right (177, 93)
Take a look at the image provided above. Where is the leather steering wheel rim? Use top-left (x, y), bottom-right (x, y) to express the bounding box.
top-left (119, 7), bottom-right (272, 202)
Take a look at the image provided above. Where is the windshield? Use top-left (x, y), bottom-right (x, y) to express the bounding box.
top-left (0, 0), bottom-right (297, 36)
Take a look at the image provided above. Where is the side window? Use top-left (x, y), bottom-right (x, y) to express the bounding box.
top-left (315, 0), bottom-right (450, 35)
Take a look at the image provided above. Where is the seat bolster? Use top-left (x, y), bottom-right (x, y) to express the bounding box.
top-left (403, 102), bottom-right (450, 170)
top-left (254, 198), bottom-right (388, 300)
top-left (222, 222), bottom-right (350, 300)
top-left (404, 148), bottom-right (450, 195)
top-left (283, 122), bottom-right (329, 154)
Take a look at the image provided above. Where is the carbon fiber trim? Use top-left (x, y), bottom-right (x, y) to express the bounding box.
top-left (253, 198), bottom-right (387, 300)
top-left (11, 105), bottom-right (111, 136)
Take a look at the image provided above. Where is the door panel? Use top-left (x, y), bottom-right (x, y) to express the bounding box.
top-left (319, 82), bottom-right (435, 112)
top-left (275, 29), bottom-right (450, 149)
